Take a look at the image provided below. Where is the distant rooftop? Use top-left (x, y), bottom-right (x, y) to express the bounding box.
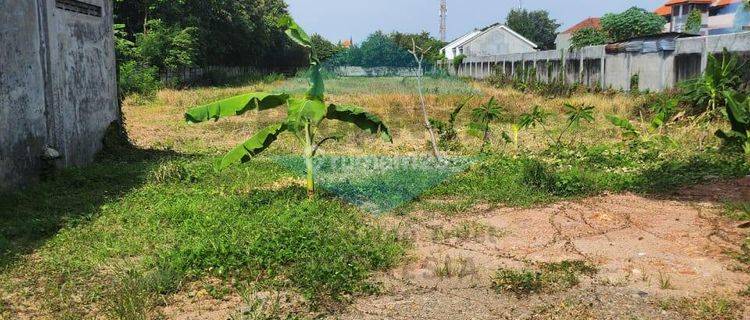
top-left (561, 17), bottom-right (601, 34)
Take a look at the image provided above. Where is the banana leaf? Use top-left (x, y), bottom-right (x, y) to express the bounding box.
top-left (218, 123), bottom-right (288, 170)
top-left (287, 98), bottom-right (328, 127)
top-left (326, 104), bottom-right (393, 142)
top-left (185, 93), bottom-right (289, 123)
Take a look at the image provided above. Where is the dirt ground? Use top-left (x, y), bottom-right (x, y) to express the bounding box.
top-left (159, 179), bottom-right (750, 320)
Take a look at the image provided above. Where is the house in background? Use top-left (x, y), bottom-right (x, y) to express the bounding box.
top-left (439, 24), bottom-right (537, 60)
top-left (656, 0), bottom-right (750, 35)
top-left (554, 17), bottom-right (601, 50)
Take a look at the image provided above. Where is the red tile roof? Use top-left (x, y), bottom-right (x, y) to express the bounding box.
top-left (561, 17), bottom-right (601, 34)
top-left (655, 5), bottom-right (672, 16)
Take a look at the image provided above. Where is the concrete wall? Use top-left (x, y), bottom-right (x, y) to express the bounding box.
top-left (330, 66), bottom-right (425, 77)
top-left (455, 32), bottom-right (750, 91)
top-left (0, 0), bottom-right (118, 189)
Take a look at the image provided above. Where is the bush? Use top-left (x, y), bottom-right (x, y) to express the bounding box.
top-left (520, 159), bottom-right (590, 197)
top-left (601, 7), bottom-right (666, 42)
top-left (118, 61), bottom-right (160, 97)
top-left (570, 27), bottom-right (610, 49)
top-left (453, 54), bottom-right (466, 71)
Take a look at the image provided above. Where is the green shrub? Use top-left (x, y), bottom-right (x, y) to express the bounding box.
top-left (520, 159), bottom-right (590, 197)
top-left (118, 61), bottom-right (160, 97)
top-left (570, 27), bottom-right (610, 49)
top-left (453, 54), bottom-right (466, 71)
top-left (630, 73), bottom-right (640, 93)
top-left (685, 9), bottom-right (703, 34)
top-left (680, 48), bottom-right (746, 115)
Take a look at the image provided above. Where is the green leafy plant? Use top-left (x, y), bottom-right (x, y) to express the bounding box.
top-left (681, 48), bottom-right (746, 116)
top-left (184, 17), bottom-right (392, 197)
top-left (570, 27), bottom-right (610, 49)
top-left (517, 105), bottom-right (554, 145)
top-left (607, 113), bottom-right (677, 147)
top-left (648, 95), bottom-right (681, 132)
top-left (716, 92), bottom-right (750, 157)
top-left (600, 7), bottom-right (667, 42)
top-left (555, 103), bottom-right (595, 146)
top-left (685, 9), bottom-right (703, 34)
top-left (429, 97), bottom-right (471, 151)
top-left (453, 54), bottom-right (466, 71)
top-left (630, 73), bottom-right (640, 93)
top-left (469, 97), bottom-right (504, 152)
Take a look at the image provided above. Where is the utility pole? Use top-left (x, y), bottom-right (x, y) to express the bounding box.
top-left (440, 0), bottom-right (447, 42)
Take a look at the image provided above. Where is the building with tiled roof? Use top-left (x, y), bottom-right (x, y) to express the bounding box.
top-left (555, 17), bottom-right (601, 50)
top-left (656, 0), bottom-right (748, 34)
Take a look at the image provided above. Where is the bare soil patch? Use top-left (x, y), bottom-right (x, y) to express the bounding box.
top-left (336, 180), bottom-right (750, 320)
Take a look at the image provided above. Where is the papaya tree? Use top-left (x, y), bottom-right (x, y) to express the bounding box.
top-left (184, 17), bottom-right (392, 197)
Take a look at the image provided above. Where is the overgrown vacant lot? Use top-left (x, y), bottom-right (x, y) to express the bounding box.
top-left (2, 76), bottom-right (750, 319)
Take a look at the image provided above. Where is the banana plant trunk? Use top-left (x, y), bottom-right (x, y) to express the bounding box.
top-left (304, 122), bottom-right (315, 198)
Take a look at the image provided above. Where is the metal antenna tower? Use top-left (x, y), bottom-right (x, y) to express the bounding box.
top-left (440, 0), bottom-right (447, 42)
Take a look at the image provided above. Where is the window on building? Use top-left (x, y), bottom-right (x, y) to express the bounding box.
top-left (55, 0), bottom-right (102, 17)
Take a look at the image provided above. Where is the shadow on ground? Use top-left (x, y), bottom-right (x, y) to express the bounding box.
top-left (0, 146), bottom-right (183, 269)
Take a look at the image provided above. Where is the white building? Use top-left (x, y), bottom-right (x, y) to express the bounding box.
top-left (440, 24), bottom-right (537, 60)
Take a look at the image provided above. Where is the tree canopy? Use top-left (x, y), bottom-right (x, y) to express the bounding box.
top-left (504, 9), bottom-right (561, 50)
top-left (600, 7), bottom-right (666, 42)
top-left (114, 0), bottom-right (307, 70)
top-left (570, 27), bottom-right (611, 49)
top-left (326, 31), bottom-right (444, 68)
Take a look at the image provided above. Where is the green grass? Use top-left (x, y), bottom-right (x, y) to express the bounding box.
top-left (420, 144), bottom-right (749, 213)
top-left (0, 148), bottom-right (404, 317)
top-left (272, 155), bottom-right (474, 213)
top-left (658, 297), bottom-right (741, 320)
top-left (271, 76), bottom-right (479, 96)
top-left (723, 202), bottom-right (750, 221)
top-left (491, 260), bottom-right (597, 295)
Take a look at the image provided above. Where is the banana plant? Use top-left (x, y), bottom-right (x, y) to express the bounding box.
top-left (184, 17), bottom-right (392, 197)
top-left (469, 97), bottom-right (503, 152)
top-left (716, 92), bottom-right (750, 156)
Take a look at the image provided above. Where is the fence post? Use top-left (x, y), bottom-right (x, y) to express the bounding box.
top-left (600, 46), bottom-right (606, 89)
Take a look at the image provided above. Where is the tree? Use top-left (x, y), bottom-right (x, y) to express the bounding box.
top-left (311, 34), bottom-right (340, 62)
top-left (389, 31), bottom-right (446, 64)
top-left (600, 7), bottom-right (666, 42)
top-left (136, 19), bottom-right (198, 71)
top-left (184, 17), bottom-right (392, 197)
top-left (359, 31), bottom-right (414, 67)
top-left (114, 0), bottom-right (307, 69)
top-left (570, 27), bottom-right (610, 49)
top-left (505, 9), bottom-right (561, 50)
top-left (685, 9), bottom-right (703, 34)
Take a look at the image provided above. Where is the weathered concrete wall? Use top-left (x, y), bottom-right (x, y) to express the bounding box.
top-left (0, 0), bottom-right (49, 188)
top-left (0, 0), bottom-right (118, 189)
top-left (455, 32), bottom-right (750, 92)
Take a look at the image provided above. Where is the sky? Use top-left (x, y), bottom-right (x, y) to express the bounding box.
top-left (286, 0), bottom-right (664, 43)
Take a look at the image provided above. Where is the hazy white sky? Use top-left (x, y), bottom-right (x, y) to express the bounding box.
top-left (286, 0), bottom-right (664, 42)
